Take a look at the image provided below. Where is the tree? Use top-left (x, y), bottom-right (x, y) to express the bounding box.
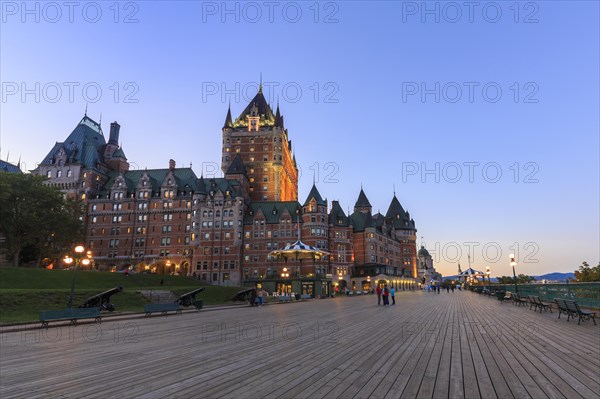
top-left (0, 172), bottom-right (84, 267)
top-left (574, 261), bottom-right (600, 282)
top-left (497, 274), bottom-right (535, 284)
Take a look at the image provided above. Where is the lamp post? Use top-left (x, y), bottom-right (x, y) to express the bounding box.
top-left (486, 266), bottom-right (491, 290)
top-left (63, 244), bottom-right (91, 308)
top-left (510, 253), bottom-right (518, 294)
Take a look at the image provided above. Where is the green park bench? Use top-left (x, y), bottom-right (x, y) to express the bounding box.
top-left (144, 303), bottom-right (182, 317)
top-left (39, 308), bottom-right (101, 329)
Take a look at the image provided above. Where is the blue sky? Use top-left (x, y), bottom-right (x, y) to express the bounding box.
top-left (1, 1), bottom-right (598, 277)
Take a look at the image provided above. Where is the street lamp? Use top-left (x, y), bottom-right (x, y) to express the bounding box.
top-left (63, 244), bottom-right (91, 308)
top-left (510, 253), bottom-right (518, 294)
top-left (486, 266), bottom-right (491, 290)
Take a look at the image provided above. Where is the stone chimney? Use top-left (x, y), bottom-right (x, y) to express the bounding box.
top-left (109, 122), bottom-right (120, 145)
top-left (169, 159), bottom-right (176, 170)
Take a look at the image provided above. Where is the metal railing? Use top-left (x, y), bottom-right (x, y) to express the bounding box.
top-left (488, 282), bottom-right (600, 308)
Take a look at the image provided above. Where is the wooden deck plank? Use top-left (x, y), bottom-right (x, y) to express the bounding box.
top-left (1, 291), bottom-right (598, 399)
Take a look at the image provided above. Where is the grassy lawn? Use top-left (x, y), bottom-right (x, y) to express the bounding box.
top-left (0, 268), bottom-right (243, 323)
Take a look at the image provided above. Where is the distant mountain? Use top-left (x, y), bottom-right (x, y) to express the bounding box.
top-left (532, 272), bottom-right (575, 282)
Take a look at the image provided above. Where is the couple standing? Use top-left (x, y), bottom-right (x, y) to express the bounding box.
top-left (376, 284), bottom-right (396, 306)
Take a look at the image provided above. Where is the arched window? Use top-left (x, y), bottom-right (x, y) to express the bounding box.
top-left (66, 169), bottom-right (72, 178)
top-left (46, 170), bottom-right (52, 178)
top-left (56, 170), bottom-right (62, 178)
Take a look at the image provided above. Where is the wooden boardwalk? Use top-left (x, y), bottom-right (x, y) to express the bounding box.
top-left (1, 291), bottom-right (599, 398)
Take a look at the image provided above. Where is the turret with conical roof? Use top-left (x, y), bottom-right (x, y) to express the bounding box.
top-left (223, 104), bottom-right (234, 129)
top-left (354, 188), bottom-right (372, 214)
top-left (303, 183), bottom-right (326, 207)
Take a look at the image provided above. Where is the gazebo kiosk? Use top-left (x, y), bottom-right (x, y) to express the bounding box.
top-left (268, 238), bottom-right (330, 298)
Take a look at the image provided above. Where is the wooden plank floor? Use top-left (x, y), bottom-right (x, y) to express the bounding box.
top-left (1, 291), bottom-right (599, 399)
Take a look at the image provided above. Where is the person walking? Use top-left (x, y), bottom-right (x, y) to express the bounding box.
top-left (437, 285), bottom-right (441, 294)
top-left (376, 285), bottom-right (382, 305)
top-left (390, 286), bottom-right (396, 305)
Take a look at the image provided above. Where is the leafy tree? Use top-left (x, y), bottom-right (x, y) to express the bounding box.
top-left (0, 172), bottom-right (84, 267)
top-left (574, 261), bottom-right (600, 282)
top-left (497, 274), bottom-right (535, 284)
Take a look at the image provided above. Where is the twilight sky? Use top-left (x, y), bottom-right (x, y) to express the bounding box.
top-left (1, 1), bottom-right (598, 278)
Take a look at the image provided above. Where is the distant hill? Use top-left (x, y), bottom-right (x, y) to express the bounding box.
top-left (532, 272), bottom-right (575, 282)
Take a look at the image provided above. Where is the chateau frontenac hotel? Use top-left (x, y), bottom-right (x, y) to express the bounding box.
top-left (33, 86), bottom-right (424, 296)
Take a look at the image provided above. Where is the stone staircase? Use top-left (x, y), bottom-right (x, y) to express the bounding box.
top-left (139, 290), bottom-right (177, 304)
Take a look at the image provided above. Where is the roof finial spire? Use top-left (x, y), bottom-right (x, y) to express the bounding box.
top-left (393, 184), bottom-right (396, 196)
top-left (259, 73), bottom-right (263, 93)
top-left (313, 169), bottom-right (316, 185)
top-left (84, 103), bottom-right (88, 116)
top-left (99, 112), bottom-right (102, 125)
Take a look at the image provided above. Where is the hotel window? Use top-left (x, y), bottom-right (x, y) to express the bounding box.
top-left (67, 169), bottom-right (72, 177)
top-left (46, 170), bottom-right (52, 178)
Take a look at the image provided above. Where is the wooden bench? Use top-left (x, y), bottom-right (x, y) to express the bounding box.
top-left (528, 296), bottom-right (552, 313)
top-left (565, 300), bottom-right (597, 325)
top-left (500, 292), bottom-right (512, 303)
top-left (278, 296), bottom-right (292, 303)
top-left (554, 298), bottom-right (573, 321)
top-left (300, 294), bottom-right (311, 300)
top-left (39, 308), bottom-right (101, 329)
top-left (144, 303), bottom-right (181, 317)
top-left (511, 293), bottom-right (528, 307)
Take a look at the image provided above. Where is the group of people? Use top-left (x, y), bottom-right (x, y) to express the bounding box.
top-left (375, 284), bottom-right (396, 306)
top-left (249, 287), bottom-right (266, 306)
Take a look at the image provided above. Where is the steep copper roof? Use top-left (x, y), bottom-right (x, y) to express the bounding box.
top-left (234, 87), bottom-right (275, 127)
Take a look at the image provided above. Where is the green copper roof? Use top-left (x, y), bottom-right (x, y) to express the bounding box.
top-left (226, 154), bottom-right (247, 176)
top-left (112, 147), bottom-right (127, 159)
top-left (223, 105), bottom-right (234, 129)
top-left (355, 189), bottom-right (372, 209)
top-left (102, 168), bottom-right (197, 195)
top-left (244, 201), bottom-right (301, 225)
top-left (39, 115), bottom-right (106, 169)
top-left (0, 160), bottom-right (22, 173)
top-left (303, 184), bottom-right (326, 207)
top-left (328, 201), bottom-right (349, 226)
top-left (348, 210), bottom-right (375, 232)
top-left (198, 177), bottom-right (244, 198)
top-left (385, 194), bottom-right (416, 230)
top-left (234, 88), bottom-right (275, 127)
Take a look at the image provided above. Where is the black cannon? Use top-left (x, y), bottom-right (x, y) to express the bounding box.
top-left (79, 286), bottom-right (123, 312)
top-left (175, 287), bottom-right (206, 307)
top-left (231, 288), bottom-right (254, 302)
